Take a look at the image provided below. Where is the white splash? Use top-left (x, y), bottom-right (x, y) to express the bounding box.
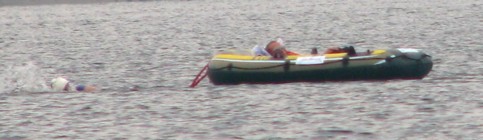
top-left (0, 62), bottom-right (51, 94)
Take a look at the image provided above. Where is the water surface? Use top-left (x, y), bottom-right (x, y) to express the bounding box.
top-left (0, 0), bottom-right (482, 139)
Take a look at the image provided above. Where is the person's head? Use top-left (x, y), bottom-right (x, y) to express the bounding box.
top-left (265, 41), bottom-right (287, 59)
top-left (51, 77), bottom-right (70, 91)
top-left (265, 41), bottom-right (281, 54)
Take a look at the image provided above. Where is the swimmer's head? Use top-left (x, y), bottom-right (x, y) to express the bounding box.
top-left (50, 77), bottom-right (70, 91)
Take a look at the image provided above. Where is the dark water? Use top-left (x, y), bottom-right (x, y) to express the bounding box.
top-left (1, 0), bottom-right (482, 139)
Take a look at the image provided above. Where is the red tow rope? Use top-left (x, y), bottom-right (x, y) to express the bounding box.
top-left (190, 63), bottom-right (209, 88)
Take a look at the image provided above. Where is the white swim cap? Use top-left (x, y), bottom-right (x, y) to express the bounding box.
top-left (50, 77), bottom-right (70, 91)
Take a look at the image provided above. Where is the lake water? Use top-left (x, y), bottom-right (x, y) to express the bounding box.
top-left (1, 0), bottom-right (482, 139)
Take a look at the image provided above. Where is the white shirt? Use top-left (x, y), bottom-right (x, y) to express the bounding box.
top-left (251, 45), bottom-right (270, 56)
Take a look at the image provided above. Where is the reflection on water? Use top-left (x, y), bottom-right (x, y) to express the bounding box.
top-left (0, 0), bottom-right (482, 139)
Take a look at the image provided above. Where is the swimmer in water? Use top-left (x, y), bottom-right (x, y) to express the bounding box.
top-left (50, 77), bottom-right (96, 92)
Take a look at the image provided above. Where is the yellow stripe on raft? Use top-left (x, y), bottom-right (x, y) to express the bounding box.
top-left (213, 54), bottom-right (266, 60)
top-left (371, 50), bottom-right (386, 55)
top-left (213, 53), bottom-right (349, 60)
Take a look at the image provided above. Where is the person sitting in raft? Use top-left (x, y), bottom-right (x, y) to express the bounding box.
top-left (252, 38), bottom-right (299, 59)
top-left (50, 77), bottom-right (97, 92)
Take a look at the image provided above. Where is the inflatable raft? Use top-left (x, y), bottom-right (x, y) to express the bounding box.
top-left (206, 47), bottom-right (432, 85)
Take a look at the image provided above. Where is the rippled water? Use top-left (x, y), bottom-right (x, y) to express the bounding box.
top-left (1, 0), bottom-right (482, 139)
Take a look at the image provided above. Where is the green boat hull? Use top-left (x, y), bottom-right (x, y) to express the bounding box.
top-left (207, 49), bottom-right (433, 85)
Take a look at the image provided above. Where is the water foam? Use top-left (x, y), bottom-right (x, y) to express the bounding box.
top-left (0, 62), bottom-right (51, 94)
